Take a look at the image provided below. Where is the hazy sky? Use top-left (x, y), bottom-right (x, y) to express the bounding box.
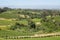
top-left (0, 0), bottom-right (60, 9)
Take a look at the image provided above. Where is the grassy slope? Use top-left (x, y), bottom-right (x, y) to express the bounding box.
top-left (0, 10), bottom-right (18, 19)
top-left (0, 30), bottom-right (36, 37)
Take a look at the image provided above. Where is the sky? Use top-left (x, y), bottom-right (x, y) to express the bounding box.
top-left (0, 0), bottom-right (60, 9)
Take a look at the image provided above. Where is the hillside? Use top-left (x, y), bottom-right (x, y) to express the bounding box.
top-left (0, 7), bottom-right (60, 39)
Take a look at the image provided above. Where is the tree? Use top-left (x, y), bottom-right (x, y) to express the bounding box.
top-left (29, 21), bottom-right (36, 29)
top-left (10, 22), bottom-right (21, 30)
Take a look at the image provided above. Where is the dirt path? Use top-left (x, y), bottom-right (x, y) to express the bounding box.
top-left (0, 18), bottom-right (16, 21)
top-left (34, 32), bottom-right (60, 37)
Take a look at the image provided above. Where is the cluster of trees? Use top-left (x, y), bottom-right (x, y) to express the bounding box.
top-left (0, 7), bottom-right (12, 13)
